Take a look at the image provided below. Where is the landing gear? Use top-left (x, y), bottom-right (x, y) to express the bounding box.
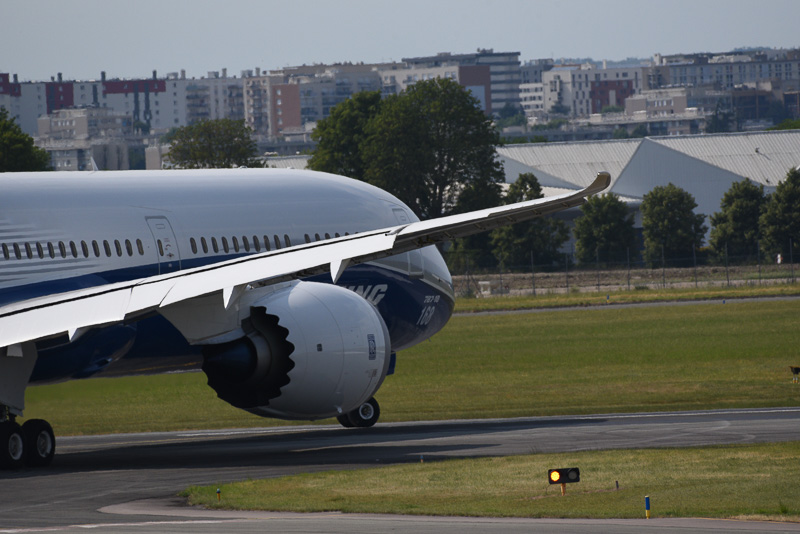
top-left (0, 413), bottom-right (55, 469)
top-left (21, 419), bottom-right (55, 467)
top-left (337, 397), bottom-right (380, 428)
top-left (0, 421), bottom-right (25, 469)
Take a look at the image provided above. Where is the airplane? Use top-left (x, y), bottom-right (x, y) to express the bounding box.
top-left (0, 168), bottom-right (610, 468)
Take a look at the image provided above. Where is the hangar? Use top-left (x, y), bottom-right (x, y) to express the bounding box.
top-left (269, 130), bottom-right (800, 246)
top-left (497, 130), bottom-right (800, 242)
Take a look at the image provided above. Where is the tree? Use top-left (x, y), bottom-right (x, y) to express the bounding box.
top-left (361, 77), bottom-right (505, 221)
top-left (601, 105), bottom-right (624, 114)
top-left (705, 101), bottom-right (733, 133)
top-left (612, 127), bottom-right (630, 139)
top-left (167, 119), bottom-right (258, 169)
top-left (641, 183), bottom-right (707, 265)
top-left (308, 91), bottom-right (383, 180)
top-left (768, 118), bottom-right (800, 131)
top-left (490, 173), bottom-right (568, 269)
top-left (573, 193), bottom-right (636, 265)
top-left (494, 103), bottom-right (527, 129)
top-left (630, 124), bottom-right (649, 138)
top-left (709, 179), bottom-right (766, 261)
top-left (0, 108), bottom-right (50, 172)
top-left (759, 168), bottom-right (800, 259)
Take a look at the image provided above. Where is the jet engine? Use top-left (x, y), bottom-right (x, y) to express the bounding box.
top-left (201, 281), bottom-right (391, 421)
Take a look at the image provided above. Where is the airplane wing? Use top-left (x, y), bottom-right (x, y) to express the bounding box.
top-left (0, 172), bottom-right (610, 349)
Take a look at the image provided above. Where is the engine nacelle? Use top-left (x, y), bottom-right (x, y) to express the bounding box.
top-left (202, 281), bottom-right (391, 421)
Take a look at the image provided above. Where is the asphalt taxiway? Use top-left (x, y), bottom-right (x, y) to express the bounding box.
top-left (1, 408), bottom-right (798, 533)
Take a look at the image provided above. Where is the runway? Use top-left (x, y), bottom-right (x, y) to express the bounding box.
top-left (1, 407), bottom-right (798, 533)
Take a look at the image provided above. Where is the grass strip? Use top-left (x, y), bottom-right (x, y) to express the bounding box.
top-left (453, 283), bottom-right (800, 313)
top-left (182, 441), bottom-right (800, 520)
top-left (23, 296), bottom-right (800, 435)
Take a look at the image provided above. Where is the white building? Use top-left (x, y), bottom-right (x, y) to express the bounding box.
top-left (498, 130), bottom-right (800, 243)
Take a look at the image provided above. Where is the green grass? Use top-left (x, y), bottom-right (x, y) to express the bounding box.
top-left (182, 441), bottom-right (800, 520)
top-left (22, 296), bottom-right (800, 435)
top-left (453, 283), bottom-right (800, 313)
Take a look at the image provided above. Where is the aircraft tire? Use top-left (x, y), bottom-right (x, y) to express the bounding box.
top-left (336, 414), bottom-right (355, 428)
top-left (347, 397), bottom-right (380, 428)
top-left (0, 421), bottom-right (26, 469)
top-left (22, 419), bottom-right (55, 467)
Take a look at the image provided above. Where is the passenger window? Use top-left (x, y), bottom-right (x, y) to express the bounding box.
top-left (47, 242), bottom-right (55, 259)
top-left (92, 241), bottom-right (100, 257)
top-left (103, 240), bottom-right (112, 257)
top-left (242, 236), bottom-right (250, 252)
top-left (284, 235), bottom-right (291, 248)
top-left (157, 239), bottom-right (164, 256)
top-left (263, 236), bottom-right (271, 251)
top-left (325, 233), bottom-right (331, 240)
top-left (13, 243), bottom-right (21, 260)
top-left (314, 233), bottom-right (321, 241)
top-left (252, 235), bottom-right (260, 252)
top-left (25, 243), bottom-right (33, 259)
top-left (80, 241), bottom-right (89, 258)
top-left (222, 237), bottom-right (229, 253)
top-left (232, 236), bottom-right (239, 252)
top-left (274, 235), bottom-right (281, 249)
top-left (211, 237), bottom-right (219, 253)
top-left (70, 241), bottom-right (78, 258)
top-left (125, 239), bottom-right (133, 256)
top-left (58, 242), bottom-right (67, 258)
top-left (190, 238), bottom-right (198, 254)
top-left (201, 237), bottom-right (208, 254)
top-left (304, 234), bottom-right (311, 244)
top-left (136, 239), bottom-right (144, 256)
top-left (1, 243), bottom-right (8, 260)
top-left (114, 240), bottom-right (122, 257)
top-left (36, 243), bottom-right (44, 259)
top-left (335, 233), bottom-right (340, 238)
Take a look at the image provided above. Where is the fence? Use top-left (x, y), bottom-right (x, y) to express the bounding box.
top-left (449, 251), bottom-right (798, 298)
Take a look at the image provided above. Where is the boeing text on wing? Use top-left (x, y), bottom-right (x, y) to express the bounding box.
top-left (0, 168), bottom-right (610, 468)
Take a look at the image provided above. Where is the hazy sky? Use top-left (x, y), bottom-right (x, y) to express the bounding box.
top-left (4, 0), bottom-right (799, 82)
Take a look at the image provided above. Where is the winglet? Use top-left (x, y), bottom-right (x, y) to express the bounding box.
top-left (588, 171), bottom-right (611, 195)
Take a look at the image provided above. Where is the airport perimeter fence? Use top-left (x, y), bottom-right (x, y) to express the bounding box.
top-left (448, 248), bottom-right (800, 298)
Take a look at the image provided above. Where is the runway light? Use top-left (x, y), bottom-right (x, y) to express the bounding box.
top-left (548, 468), bottom-right (580, 484)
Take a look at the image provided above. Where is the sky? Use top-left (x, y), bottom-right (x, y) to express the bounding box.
top-left (4, 0), bottom-right (800, 82)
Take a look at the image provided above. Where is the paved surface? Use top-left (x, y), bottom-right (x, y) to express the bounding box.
top-left (1, 408), bottom-right (798, 533)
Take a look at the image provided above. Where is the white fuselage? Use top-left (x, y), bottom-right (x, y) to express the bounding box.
top-left (0, 169), bottom-right (455, 382)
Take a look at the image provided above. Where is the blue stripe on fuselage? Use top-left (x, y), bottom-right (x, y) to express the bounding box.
top-left (20, 256), bottom-right (453, 383)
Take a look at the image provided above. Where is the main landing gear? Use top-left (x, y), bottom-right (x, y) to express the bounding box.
top-left (337, 397), bottom-right (380, 428)
top-left (0, 411), bottom-right (55, 469)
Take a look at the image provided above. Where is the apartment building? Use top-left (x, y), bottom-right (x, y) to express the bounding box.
top-left (379, 63), bottom-right (492, 111)
top-left (36, 107), bottom-right (132, 170)
top-left (402, 49), bottom-right (521, 113)
top-left (244, 64), bottom-right (384, 138)
top-left (541, 64), bottom-right (645, 118)
top-left (185, 69), bottom-right (244, 125)
top-left (651, 50), bottom-right (800, 90)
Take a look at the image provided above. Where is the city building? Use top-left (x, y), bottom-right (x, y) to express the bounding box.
top-left (35, 107), bottom-right (133, 170)
top-left (244, 64), bottom-right (384, 139)
top-left (540, 63), bottom-right (645, 118)
top-left (402, 49), bottom-right (521, 114)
